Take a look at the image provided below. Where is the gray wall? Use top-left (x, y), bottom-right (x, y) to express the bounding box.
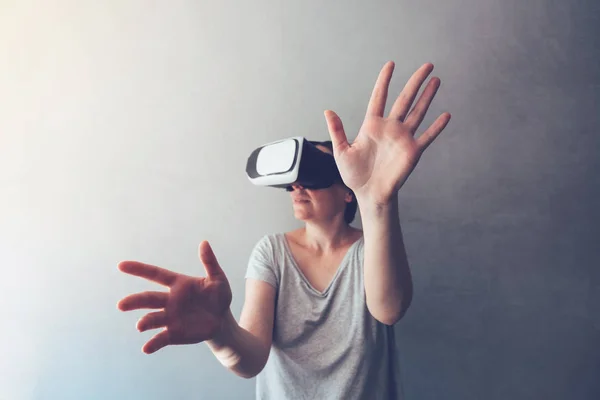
top-left (1, 0), bottom-right (598, 399)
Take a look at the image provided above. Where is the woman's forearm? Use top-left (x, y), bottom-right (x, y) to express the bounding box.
top-left (357, 194), bottom-right (413, 325)
top-left (205, 309), bottom-right (270, 379)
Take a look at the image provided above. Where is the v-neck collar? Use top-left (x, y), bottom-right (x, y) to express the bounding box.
top-left (280, 232), bottom-right (362, 297)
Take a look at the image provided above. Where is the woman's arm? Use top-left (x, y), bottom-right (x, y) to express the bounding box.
top-left (206, 279), bottom-right (276, 378)
top-left (358, 194), bottom-right (413, 325)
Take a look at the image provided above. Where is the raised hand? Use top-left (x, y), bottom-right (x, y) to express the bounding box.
top-left (117, 241), bottom-right (232, 354)
top-left (324, 61), bottom-right (452, 205)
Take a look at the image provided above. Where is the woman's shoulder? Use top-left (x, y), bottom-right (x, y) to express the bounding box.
top-left (352, 227), bottom-right (364, 241)
top-left (252, 230), bottom-right (287, 250)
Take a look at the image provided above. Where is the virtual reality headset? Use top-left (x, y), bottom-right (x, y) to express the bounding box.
top-left (245, 136), bottom-right (343, 190)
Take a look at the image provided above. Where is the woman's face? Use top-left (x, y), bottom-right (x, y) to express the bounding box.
top-left (288, 145), bottom-right (353, 222)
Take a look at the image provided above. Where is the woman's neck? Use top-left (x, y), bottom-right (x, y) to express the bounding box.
top-left (299, 222), bottom-right (360, 253)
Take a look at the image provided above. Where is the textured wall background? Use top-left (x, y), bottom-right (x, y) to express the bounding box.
top-left (1, 0), bottom-right (598, 399)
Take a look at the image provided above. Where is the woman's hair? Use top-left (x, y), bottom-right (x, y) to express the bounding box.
top-left (307, 140), bottom-right (358, 225)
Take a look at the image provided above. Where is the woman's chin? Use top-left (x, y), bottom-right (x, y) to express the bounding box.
top-left (293, 210), bottom-right (312, 220)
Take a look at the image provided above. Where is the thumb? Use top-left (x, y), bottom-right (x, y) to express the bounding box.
top-left (324, 110), bottom-right (349, 155)
top-left (198, 240), bottom-right (225, 278)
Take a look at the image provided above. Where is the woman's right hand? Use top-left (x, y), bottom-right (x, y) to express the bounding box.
top-left (117, 241), bottom-right (233, 354)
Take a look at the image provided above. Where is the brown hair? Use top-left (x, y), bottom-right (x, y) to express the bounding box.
top-left (307, 140), bottom-right (358, 224)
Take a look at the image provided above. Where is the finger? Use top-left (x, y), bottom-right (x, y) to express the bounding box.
top-left (117, 291), bottom-right (168, 311)
top-left (118, 261), bottom-right (178, 287)
top-left (199, 241), bottom-right (225, 278)
top-left (404, 77), bottom-right (441, 131)
top-left (137, 310), bottom-right (168, 332)
top-left (388, 63), bottom-right (434, 122)
top-left (416, 112), bottom-right (452, 151)
top-left (142, 328), bottom-right (170, 354)
top-left (365, 61), bottom-right (395, 117)
top-left (324, 110), bottom-right (349, 155)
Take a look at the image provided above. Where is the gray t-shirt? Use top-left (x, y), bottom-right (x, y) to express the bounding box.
top-left (244, 232), bottom-right (404, 400)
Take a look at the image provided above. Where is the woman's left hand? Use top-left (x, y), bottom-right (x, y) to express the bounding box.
top-left (324, 61), bottom-right (452, 205)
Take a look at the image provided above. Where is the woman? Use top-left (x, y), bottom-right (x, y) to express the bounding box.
top-left (117, 61), bottom-right (451, 399)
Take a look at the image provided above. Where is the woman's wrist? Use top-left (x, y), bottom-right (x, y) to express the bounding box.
top-left (209, 308), bottom-right (238, 349)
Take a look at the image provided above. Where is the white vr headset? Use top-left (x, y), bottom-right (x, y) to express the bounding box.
top-left (245, 136), bottom-right (342, 190)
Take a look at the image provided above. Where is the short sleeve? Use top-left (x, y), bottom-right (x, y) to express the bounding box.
top-left (244, 235), bottom-right (279, 289)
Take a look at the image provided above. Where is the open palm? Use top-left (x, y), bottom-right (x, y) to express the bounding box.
top-left (117, 241), bottom-right (232, 354)
top-left (324, 61), bottom-right (452, 205)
